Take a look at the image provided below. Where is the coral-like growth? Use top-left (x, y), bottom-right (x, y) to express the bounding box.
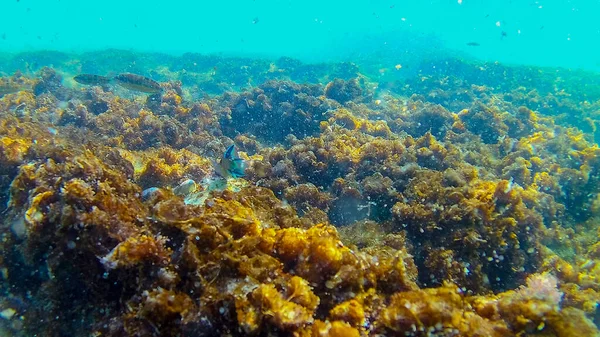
top-left (324, 78), bottom-right (364, 104)
top-left (1, 54), bottom-right (600, 337)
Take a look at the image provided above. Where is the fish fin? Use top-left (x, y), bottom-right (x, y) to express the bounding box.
top-left (233, 158), bottom-right (246, 170)
top-left (229, 158), bottom-right (246, 177)
top-left (230, 170), bottom-right (245, 178)
top-left (224, 145), bottom-right (235, 159)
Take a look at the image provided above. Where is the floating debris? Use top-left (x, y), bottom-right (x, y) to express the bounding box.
top-left (466, 42), bottom-right (481, 47)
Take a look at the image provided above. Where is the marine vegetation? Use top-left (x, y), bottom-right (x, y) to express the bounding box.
top-left (1, 51), bottom-right (600, 337)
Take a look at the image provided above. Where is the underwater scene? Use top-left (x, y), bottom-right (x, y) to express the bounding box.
top-left (2, 0), bottom-right (600, 336)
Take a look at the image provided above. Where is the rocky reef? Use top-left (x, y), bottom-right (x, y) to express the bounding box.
top-left (1, 51), bottom-right (600, 336)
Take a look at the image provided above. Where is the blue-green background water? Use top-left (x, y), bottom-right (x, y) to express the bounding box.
top-left (1, 0), bottom-right (599, 71)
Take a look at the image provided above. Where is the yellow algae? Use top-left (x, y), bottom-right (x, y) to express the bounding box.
top-left (3, 62), bottom-right (600, 337)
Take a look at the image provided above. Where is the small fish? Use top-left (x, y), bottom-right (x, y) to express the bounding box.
top-left (213, 145), bottom-right (246, 178)
top-left (141, 187), bottom-right (161, 201)
top-left (0, 83), bottom-right (27, 96)
top-left (114, 73), bottom-right (162, 94)
top-left (173, 179), bottom-right (197, 196)
top-left (466, 42), bottom-right (480, 47)
top-left (73, 74), bottom-right (112, 86)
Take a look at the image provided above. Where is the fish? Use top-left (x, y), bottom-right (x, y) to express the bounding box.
top-left (466, 42), bottom-right (481, 47)
top-left (213, 145), bottom-right (246, 178)
top-left (173, 179), bottom-right (197, 196)
top-left (73, 74), bottom-right (112, 86)
top-left (73, 72), bottom-right (162, 94)
top-left (141, 187), bottom-right (161, 201)
top-left (113, 73), bottom-right (162, 94)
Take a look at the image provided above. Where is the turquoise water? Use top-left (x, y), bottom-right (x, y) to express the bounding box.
top-left (2, 0), bottom-right (599, 70)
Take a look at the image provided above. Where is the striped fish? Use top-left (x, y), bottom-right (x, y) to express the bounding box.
top-left (73, 74), bottom-right (112, 86)
top-left (113, 73), bottom-right (162, 94)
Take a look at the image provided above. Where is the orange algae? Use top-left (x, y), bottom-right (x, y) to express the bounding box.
top-left (329, 299), bottom-right (365, 326)
top-left (139, 287), bottom-right (196, 322)
top-left (313, 320), bottom-right (361, 337)
top-left (100, 234), bottom-right (171, 269)
top-left (1, 63), bottom-right (600, 337)
top-left (251, 283), bottom-right (314, 328)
